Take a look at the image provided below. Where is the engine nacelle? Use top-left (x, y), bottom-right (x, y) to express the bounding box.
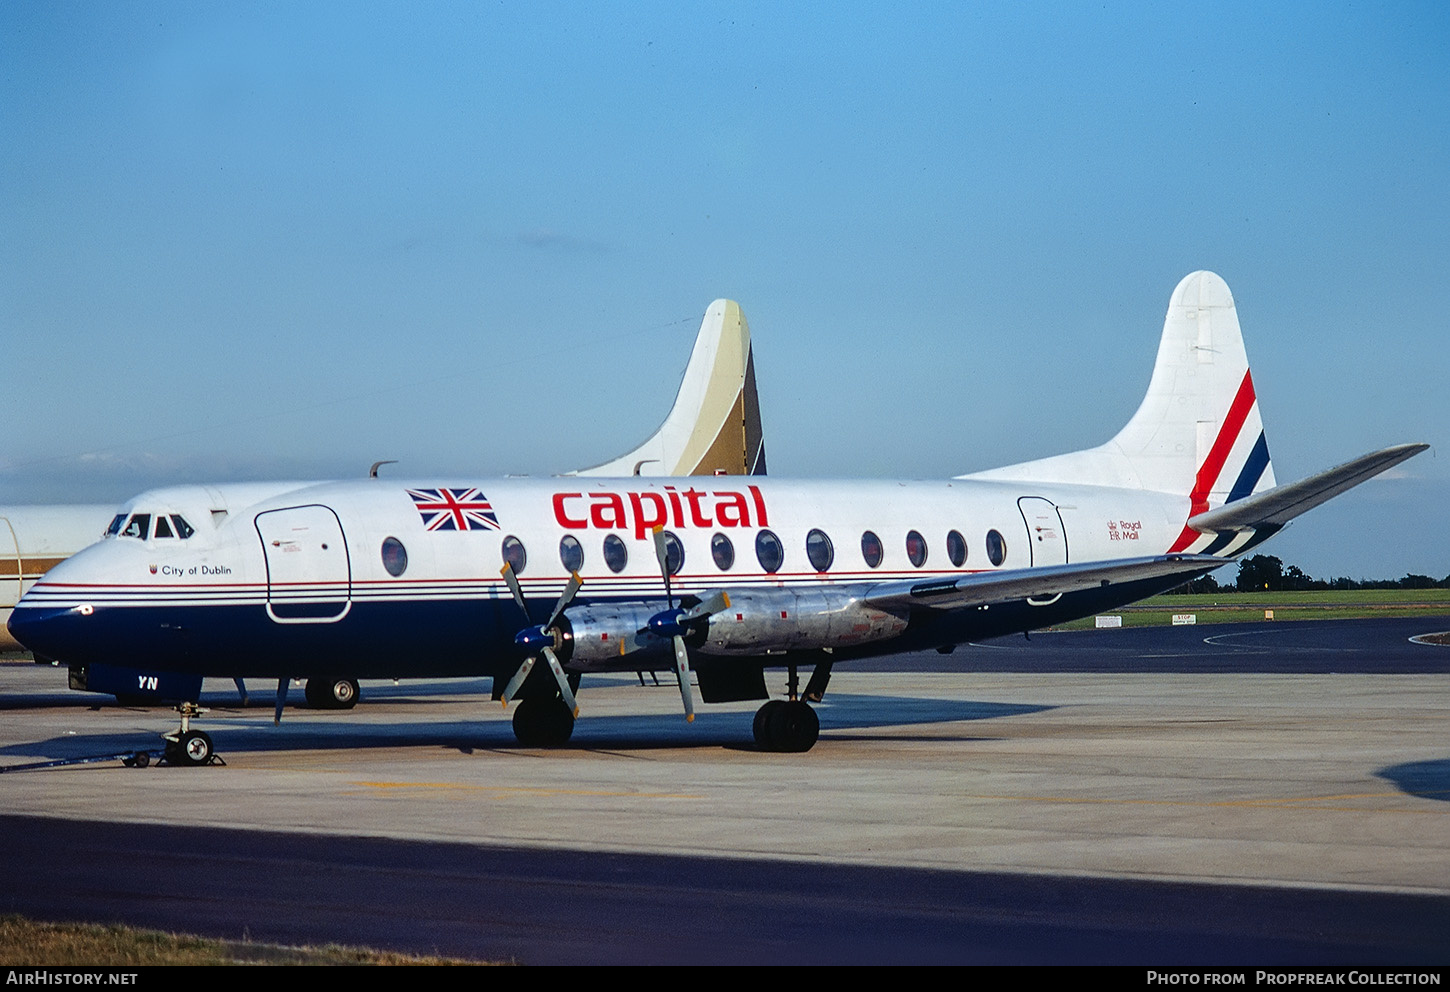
top-left (557, 603), bottom-right (673, 671)
top-left (699, 589), bottom-right (906, 654)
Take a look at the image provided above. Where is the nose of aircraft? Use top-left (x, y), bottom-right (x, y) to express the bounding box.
top-left (8, 542), bottom-right (130, 664)
top-left (6, 600), bottom-right (89, 662)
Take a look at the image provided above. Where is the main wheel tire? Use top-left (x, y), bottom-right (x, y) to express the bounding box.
top-left (753, 700), bottom-right (785, 749)
top-left (305, 677), bottom-right (360, 709)
top-left (512, 697), bottom-right (575, 747)
top-left (327, 678), bottom-right (359, 709)
top-left (766, 700), bottom-right (819, 753)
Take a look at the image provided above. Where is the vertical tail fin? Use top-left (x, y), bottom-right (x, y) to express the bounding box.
top-left (1114, 270), bottom-right (1276, 506)
top-left (569, 300), bottom-right (767, 477)
top-left (961, 271), bottom-right (1276, 511)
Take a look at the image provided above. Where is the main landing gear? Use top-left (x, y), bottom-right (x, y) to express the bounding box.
top-left (161, 701), bottom-right (219, 767)
top-left (751, 657), bottom-right (832, 753)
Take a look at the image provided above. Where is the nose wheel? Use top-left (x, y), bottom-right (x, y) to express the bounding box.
top-left (165, 729), bottom-right (214, 766)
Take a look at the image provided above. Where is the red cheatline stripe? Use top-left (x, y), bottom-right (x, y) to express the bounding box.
top-left (1167, 369), bottom-right (1257, 552)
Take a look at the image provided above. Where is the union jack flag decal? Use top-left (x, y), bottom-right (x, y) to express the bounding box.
top-left (406, 487), bottom-right (501, 532)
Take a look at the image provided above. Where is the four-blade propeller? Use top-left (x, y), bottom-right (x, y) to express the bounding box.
top-left (638, 526), bottom-right (730, 722)
top-left (498, 563), bottom-right (582, 718)
top-left (498, 530), bottom-right (731, 725)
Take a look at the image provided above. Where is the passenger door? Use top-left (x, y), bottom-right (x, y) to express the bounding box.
top-left (255, 505), bottom-right (352, 623)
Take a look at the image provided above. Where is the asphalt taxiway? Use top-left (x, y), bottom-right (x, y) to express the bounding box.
top-left (2, 616), bottom-right (1448, 964)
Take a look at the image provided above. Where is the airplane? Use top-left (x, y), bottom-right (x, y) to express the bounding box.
top-left (7, 272), bottom-right (1426, 764)
top-left (2, 298), bottom-right (766, 706)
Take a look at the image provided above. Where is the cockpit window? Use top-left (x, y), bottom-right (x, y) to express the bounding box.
top-left (115, 512), bottom-right (194, 541)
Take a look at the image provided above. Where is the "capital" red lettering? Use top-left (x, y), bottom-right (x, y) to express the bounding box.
top-left (548, 487), bottom-right (769, 539)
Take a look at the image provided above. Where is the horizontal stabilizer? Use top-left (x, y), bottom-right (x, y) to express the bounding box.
top-left (1186, 443), bottom-right (1428, 533)
top-left (864, 554), bottom-right (1227, 614)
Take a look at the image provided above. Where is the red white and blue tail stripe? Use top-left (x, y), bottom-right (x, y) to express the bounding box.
top-left (1167, 367), bottom-right (1276, 555)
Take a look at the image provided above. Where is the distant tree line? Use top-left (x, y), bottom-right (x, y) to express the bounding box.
top-left (1172, 555), bottom-right (1450, 594)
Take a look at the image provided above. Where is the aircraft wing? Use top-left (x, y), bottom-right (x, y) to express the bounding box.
top-left (1186, 443), bottom-right (1428, 534)
top-left (861, 554), bottom-right (1228, 613)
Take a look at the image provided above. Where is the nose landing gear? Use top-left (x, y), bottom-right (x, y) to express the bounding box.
top-left (161, 701), bottom-right (219, 767)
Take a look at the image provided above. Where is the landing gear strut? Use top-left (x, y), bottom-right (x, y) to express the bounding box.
top-left (161, 701), bottom-right (216, 767)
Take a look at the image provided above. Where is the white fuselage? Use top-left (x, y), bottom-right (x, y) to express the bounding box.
top-left (8, 475), bottom-right (1205, 679)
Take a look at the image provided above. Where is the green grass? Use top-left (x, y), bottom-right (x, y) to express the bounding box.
top-left (1052, 588), bottom-right (1450, 630)
top-left (0, 914), bottom-right (500, 966)
top-left (1147, 589), bottom-right (1450, 607)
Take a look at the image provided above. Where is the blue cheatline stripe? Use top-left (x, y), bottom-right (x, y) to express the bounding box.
top-left (1226, 431), bottom-right (1271, 503)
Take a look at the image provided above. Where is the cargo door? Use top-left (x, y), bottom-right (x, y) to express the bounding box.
top-left (1018, 497), bottom-right (1069, 567)
top-left (255, 505), bottom-right (351, 623)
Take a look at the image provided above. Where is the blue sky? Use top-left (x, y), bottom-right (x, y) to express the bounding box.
top-left (3, 1), bottom-right (1447, 580)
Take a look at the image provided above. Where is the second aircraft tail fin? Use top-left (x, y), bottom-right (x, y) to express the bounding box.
top-left (569, 300), bottom-right (767, 477)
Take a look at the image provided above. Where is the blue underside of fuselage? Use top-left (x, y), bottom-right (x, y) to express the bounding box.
top-left (8, 572), bottom-right (1193, 683)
